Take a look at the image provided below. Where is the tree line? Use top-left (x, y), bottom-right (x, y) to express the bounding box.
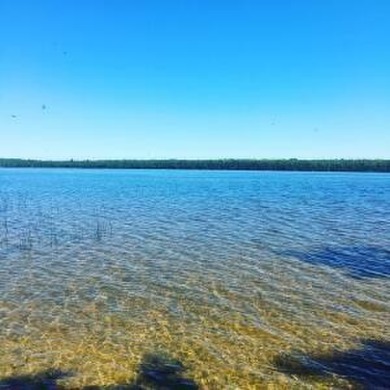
top-left (0, 158), bottom-right (389, 172)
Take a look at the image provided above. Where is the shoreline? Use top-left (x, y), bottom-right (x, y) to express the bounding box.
top-left (1, 158), bottom-right (389, 172)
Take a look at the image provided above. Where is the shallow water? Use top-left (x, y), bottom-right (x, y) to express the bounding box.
top-left (0, 169), bottom-right (389, 388)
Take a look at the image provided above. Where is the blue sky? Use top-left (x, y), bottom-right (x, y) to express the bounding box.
top-left (0, 0), bottom-right (389, 159)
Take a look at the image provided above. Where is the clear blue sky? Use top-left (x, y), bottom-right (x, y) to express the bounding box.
top-left (1, 0), bottom-right (389, 159)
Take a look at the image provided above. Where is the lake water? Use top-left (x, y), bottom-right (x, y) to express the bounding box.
top-left (0, 169), bottom-right (389, 388)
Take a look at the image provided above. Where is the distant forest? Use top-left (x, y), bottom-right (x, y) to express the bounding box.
top-left (0, 158), bottom-right (389, 172)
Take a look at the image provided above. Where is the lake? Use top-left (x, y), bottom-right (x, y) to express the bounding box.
top-left (0, 169), bottom-right (389, 388)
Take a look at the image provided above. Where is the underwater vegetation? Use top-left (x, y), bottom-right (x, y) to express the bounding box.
top-left (0, 369), bottom-right (69, 390)
top-left (274, 339), bottom-right (390, 389)
top-left (275, 245), bottom-right (390, 279)
top-left (0, 353), bottom-right (198, 389)
top-left (1, 340), bottom-right (389, 389)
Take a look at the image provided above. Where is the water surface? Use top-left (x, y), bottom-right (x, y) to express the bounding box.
top-left (0, 169), bottom-right (389, 388)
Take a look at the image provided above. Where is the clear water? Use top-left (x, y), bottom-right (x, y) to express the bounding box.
top-left (0, 169), bottom-right (389, 388)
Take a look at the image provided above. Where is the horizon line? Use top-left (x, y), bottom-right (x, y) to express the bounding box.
top-left (1, 157), bottom-right (390, 162)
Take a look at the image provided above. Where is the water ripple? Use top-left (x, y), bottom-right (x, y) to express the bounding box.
top-left (0, 169), bottom-right (389, 388)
